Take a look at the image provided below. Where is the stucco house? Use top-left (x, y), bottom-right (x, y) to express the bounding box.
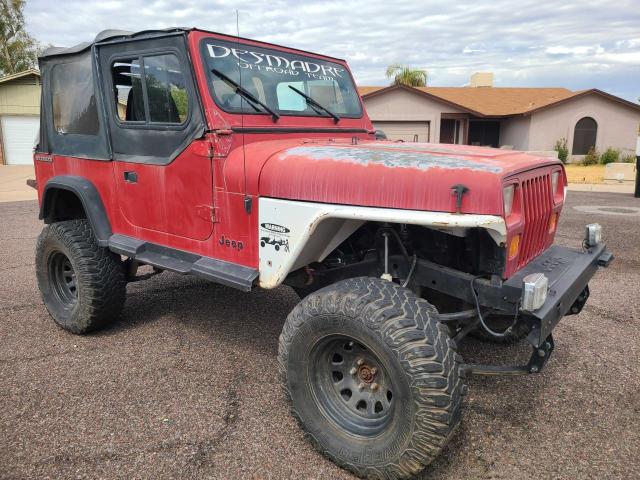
top-left (360, 73), bottom-right (640, 161)
top-left (0, 69), bottom-right (41, 165)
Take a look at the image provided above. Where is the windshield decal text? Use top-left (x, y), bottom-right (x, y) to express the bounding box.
top-left (206, 44), bottom-right (344, 80)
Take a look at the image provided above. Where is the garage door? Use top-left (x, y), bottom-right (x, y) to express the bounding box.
top-left (1, 116), bottom-right (39, 165)
top-left (373, 121), bottom-right (430, 143)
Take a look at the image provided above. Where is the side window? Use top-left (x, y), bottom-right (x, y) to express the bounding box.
top-left (144, 54), bottom-right (188, 123)
top-left (113, 58), bottom-right (144, 122)
top-left (111, 53), bottom-right (188, 125)
top-left (51, 56), bottom-right (100, 135)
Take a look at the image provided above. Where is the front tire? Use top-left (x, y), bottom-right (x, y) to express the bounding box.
top-left (278, 277), bottom-right (464, 479)
top-left (36, 219), bottom-right (126, 334)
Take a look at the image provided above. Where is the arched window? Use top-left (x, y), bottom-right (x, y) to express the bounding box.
top-left (572, 117), bottom-right (597, 155)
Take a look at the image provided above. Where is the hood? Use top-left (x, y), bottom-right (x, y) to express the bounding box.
top-left (257, 140), bottom-right (561, 215)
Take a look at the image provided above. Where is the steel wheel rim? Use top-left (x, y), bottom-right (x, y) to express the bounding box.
top-left (48, 251), bottom-right (78, 309)
top-left (308, 335), bottom-right (395, 437)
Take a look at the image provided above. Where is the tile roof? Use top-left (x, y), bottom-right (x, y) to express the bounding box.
top-left (0, 68), bottom-right (40, 84)
top-left (357, 85), bottom-right (640, 116)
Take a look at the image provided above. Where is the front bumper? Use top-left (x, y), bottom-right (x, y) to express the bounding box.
top-left (411, 242), bottom-right (612, 348)
top-left (504, 242), bottom-right (612, 347)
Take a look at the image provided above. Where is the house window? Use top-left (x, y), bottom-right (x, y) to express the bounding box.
top-left (572, 117), bottom-right (597, 155)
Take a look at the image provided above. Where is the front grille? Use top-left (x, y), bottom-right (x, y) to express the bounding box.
top-left (518, 172), bottom-right (553, 269)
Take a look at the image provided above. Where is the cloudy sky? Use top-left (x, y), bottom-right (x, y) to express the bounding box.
top-left (25, 0), bottom-right (640, 101)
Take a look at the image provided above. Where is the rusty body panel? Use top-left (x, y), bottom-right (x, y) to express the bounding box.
top-left (258, 139), bottom-right (562, 215)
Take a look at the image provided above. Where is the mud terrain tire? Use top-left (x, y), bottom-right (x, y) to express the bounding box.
top-left (278, 277), bottom-right (464, 479)
top-left (36, 219), bottom-right (126, 334)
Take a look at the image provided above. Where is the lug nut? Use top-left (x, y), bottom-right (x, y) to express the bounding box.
top-left (349, 367), bottom-right (357, 375)
top-left (371, 368), bottom-right (377, 375)
top-left (356, 359), bottom-right (364, 366)
top-left (358, 382), bottom-right (366, 391)
top-left (370, 382), bottom-right (379, 391)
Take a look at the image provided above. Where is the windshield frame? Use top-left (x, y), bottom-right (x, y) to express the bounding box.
top-left (198, 37), bottom-right (364, 120)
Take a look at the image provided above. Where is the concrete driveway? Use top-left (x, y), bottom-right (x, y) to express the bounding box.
top-left (1, 191), bottom-right (639, 479)
top-left (0, 165), bottom-right (37, 202)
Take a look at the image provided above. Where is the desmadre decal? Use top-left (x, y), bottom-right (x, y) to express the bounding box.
top-left (206, 43), bottom-right (345, 80)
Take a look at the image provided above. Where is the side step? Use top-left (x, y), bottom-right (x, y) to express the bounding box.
top-left (108, 234), bottom-right (258, 292)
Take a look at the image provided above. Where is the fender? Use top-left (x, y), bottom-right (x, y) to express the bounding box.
top-left (257, 197), bottom-right (508, 288)
top-left (40, 176), bottom-right (112, 247)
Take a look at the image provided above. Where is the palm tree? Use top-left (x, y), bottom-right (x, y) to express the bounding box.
top-left (385, 64), bottom-right (427, 87)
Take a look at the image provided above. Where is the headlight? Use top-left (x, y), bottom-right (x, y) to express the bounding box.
top-left (551, 170), bottom-right (565, 204)
top-left (503, 185), bottom-right (515, 217)
top-left (551, 171), bottom-right (559, 195)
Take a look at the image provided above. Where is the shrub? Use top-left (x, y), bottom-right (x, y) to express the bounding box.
top-left (620, 153), bottom-right (637, 163)
top-left (582, 147), bottom-right (599, 165)
top-left (599, 147), bottom-right (620, 165)
top-left (554, 138), bottom-right (569, 163)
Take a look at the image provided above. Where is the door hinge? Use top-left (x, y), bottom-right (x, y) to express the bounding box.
top-left (196, 205), bottom-right (219, 223)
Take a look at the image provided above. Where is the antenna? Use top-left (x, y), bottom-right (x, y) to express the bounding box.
top-left (236, 9), bottom-right (251, 214)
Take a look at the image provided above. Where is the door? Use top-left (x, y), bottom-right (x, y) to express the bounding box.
top-left (98, 35), bottom-right (211, 240)
top-left (1, 116), bottom-right (39, 165)
top-left (468, 120), bottom-right (500, 147)
top-left (373, 121), bottom-right (430, 142)
top-left (440, 119), bottom-right (464, 144)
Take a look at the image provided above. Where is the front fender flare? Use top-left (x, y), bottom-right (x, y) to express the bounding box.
top-left (40, 176), bottom-right (112, 247)
top-left (257, 197), bottom-right (507, 288)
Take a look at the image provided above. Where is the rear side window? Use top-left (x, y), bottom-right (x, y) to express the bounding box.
top-left (112, 53), bottom-right (188, 125)
top-left (51, 56), bottom-right (100, 135)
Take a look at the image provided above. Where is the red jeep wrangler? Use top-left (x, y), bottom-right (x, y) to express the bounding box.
top-left (33, 28), bottom-right (612, 479)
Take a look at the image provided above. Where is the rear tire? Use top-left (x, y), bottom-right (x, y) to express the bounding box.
top-left (278, 277), bottom-right (464, 479)
top-left (36, 219), bottom-right (126, 334)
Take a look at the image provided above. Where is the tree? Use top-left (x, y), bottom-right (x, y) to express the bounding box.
top-left (385, 64), bottom-right (428, 87)
top-left (0, 0), bottom-right (38, 76)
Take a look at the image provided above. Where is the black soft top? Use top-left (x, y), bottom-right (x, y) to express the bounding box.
top-left (39, 27), bottom-right (345, 62)
top-left (40, 28), bottom-right (186, 58)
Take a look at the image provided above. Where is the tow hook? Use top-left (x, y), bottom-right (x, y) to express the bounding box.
top-left (460, 334), bottom-right (555, 377)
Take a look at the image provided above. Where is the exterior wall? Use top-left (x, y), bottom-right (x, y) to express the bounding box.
top-left (362, 89), bottom-right (466, 144)
top-left (0, 74), bottom-right (41, 164)
top-left (499, 116), bottom-right (531, 150)
top-left (528, 94), bottom-right (640, 159)
top-left (0, 77), bottom-right (41, 115)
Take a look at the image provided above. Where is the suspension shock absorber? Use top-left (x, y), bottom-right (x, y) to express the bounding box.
top-left (381, 232), bottom-right (392, 281)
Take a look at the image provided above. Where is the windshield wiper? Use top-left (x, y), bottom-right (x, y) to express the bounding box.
top-left (288, 85), bottom-right (340, 123)
top-left (211, 68), bottom-right (280, 122)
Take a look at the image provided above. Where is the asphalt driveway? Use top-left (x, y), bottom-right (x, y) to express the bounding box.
top-left (1, 191), bottom-right (639, 479)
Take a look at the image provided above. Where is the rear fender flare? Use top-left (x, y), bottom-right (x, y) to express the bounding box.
top-left (257, 197), bottom-right (507, 288)
top-left (40, 176), bottom-right (112, 247)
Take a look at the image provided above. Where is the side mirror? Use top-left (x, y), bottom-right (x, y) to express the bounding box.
top-left (374, 129), bottom-right (387, 140)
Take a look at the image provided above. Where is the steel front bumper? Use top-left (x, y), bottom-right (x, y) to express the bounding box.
top-left (411, 242), bottom-right (612, 349)
top-left (504, 242), bottom-right (612, 347)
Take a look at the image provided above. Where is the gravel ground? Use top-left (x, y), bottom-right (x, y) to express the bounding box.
top-left (1, 191), bottom-right (639, 480)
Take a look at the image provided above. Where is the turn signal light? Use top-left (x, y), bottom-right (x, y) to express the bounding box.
top-left (508, 234), bottom-right (520, 260)
top-left (548, 213), bottom-right (558, 233)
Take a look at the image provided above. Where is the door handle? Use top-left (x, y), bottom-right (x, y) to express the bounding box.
top-left (123, 171), bottom-right (138, 183)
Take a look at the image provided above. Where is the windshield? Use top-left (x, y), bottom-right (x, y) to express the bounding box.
top-left (201, 38), bottom-right (363, 119)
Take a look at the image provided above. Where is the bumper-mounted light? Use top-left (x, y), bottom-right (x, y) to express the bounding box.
top-left (521, 273), bottom-right (548, 311)
top-left (585, 223), bottom-right (602, 247)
